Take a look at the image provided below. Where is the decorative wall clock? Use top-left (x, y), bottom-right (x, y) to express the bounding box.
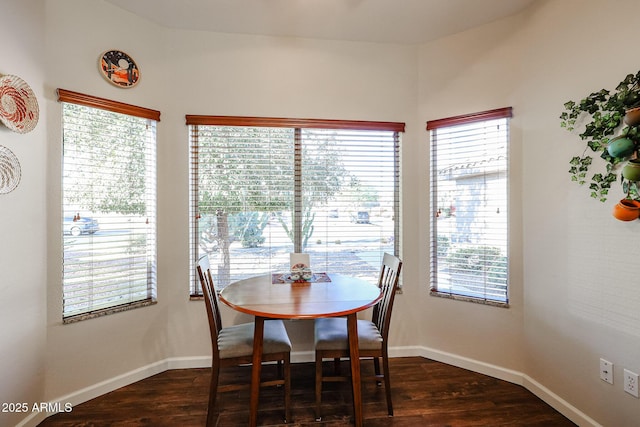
top-left (0, 74), bottom-right (39, 133)
top-left (99, 50), bottom-right (140, 88)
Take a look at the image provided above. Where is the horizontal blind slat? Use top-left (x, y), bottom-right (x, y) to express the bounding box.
top-left (190, 122), bottom-right (401, 293)
top-left (62, 102), bottom-right (157, 319)
top-left (430, 116), bottom-right (509, 304)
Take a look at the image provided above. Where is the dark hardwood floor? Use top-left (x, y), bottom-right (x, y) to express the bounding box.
top-left (38, 357), bottom-right (576, 426)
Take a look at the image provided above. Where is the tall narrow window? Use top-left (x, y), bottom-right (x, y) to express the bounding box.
top-left (188, 116), bottom-right (403, 294)
top-left (428, 108), bottom-right (511, 305)
top-left (58, 89), bottom-right (160, 322)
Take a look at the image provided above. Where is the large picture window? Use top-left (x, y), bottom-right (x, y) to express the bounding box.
top-left (428, 108), bottom-right (511, 305)
top-left (58, 89), bottom-right (159, 322)
top-left (188, 116), bottom-right (403, 293)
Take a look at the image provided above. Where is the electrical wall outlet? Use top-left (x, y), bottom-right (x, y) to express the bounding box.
top-left (600, 358), bottom-right (614, 384)
top-left (623, 369), bottom-right (639, 398)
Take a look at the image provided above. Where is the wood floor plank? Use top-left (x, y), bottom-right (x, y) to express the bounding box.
top-left (38, 357), bottom-right (576, 426)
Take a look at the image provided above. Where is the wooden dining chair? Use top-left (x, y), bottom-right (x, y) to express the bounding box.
top-left (197, 255), bottom-right (292, 426)
top-left (313, 253), bottom-right (402, 421)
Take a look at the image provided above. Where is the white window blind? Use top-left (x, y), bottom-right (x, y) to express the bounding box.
top-left (188, 116), bottom-right (403, 293)
top-left (428, 108), bottom-right (511, 305)
top-left (60, 90), bottom-right (159, 322)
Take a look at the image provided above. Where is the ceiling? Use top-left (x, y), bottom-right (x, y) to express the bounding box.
top-left (103, 0), bottom-right (537, 45)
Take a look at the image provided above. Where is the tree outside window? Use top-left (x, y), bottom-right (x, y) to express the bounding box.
top-left (189, 117), bottom-right (403, 293)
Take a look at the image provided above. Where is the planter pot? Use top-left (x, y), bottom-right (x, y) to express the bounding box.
top-left (622, 159), bottom-right (640, 181)
top-left (607, 136), bottom-right (635, 158)
top-left (612, 199), bottom-right (640, 221)
top-left (624, 107), bottom-right (640, 127)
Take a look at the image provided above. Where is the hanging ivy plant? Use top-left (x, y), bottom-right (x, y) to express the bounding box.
top-left (560, 71), bottom-right (640, 202)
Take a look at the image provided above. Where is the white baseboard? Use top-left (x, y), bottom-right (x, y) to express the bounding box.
top-left (522, 374), bottom-right (601, 427)
top-left (16, 357), bottom-right (211, 427)
top-left (399, 346), bottom-right (601, 427)
top-left (18, 347), bottom-right (600, 427)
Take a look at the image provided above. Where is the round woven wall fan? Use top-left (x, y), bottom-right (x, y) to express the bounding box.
top-left (0, 74), bottom-right (39, 133)
top-left (0, 145), bottom-right (21, 194)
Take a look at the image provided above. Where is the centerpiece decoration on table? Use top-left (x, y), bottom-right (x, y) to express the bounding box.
top-left (289, 264), bottom-right (313, 281)
top-left (289, 253), bottom-right (313, 282)
top-left (271, 253), bottom-right (331, 284)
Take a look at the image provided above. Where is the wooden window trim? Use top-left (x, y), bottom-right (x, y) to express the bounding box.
top-left (185, 115), bottom-right (405, 132)
top-left (57, 88), bottom-right (161, 121)
top-left (426, 107), bottom-right (512, 130)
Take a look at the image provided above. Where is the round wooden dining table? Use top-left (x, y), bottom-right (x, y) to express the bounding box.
top-left (219, 273), bottom-right (382, 427)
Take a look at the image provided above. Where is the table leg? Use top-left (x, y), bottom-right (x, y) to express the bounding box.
top-left (249, 316), bottom-right (265, 427)
top-left (347, 313), bottom-right (363, 427)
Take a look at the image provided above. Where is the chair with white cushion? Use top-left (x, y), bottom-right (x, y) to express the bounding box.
top-left (197, 255), bottom-right (292, 426)
top-left (314, 253), bottom-right (402, 420)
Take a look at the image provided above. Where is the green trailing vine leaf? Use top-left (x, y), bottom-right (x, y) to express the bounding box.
top-left (560, 71), bottom-right (640, 202)
top-left (569, 155), bottom-right (591, 184)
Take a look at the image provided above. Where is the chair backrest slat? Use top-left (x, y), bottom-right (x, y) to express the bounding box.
top-left (197, 255), bottom-right (223, 357)
top-left (371, 253), bottom-right (402, 341)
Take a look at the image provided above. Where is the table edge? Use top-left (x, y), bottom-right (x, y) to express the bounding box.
top-left (219, 273), bottom-right (382, 319)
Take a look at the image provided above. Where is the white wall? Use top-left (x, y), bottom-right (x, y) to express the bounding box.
top-left (419, 0), bottom-right (640, 425)
top-left (42, 0), bottom-right (171, 401)
top-left (4, 0), bottom-right (639, 426)
top-left (0, 1), bottom-right (47, 427)
top-left (520, 1), bottom-right (640, 424)
top-left (37, 0), bottom-right (421, 410)
top-left (160, 28), bottom-right (421, 358)
top-left (418, 11), bottom-right (527, 374)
